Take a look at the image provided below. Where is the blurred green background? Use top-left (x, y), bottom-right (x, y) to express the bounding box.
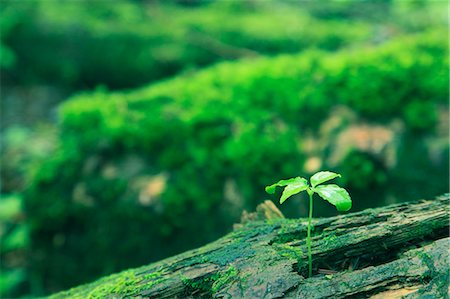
top-left (1, 0), bottom-right (448, 297)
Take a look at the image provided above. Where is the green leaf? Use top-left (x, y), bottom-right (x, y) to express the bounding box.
top-left (314, 184), bottom-right (352, 212)
top-left (310, 171), bottom-right (341, 188)
top-left (265, 177), bottom-right (306, 194)
top-left (279, 178), bottom-right (309, 204)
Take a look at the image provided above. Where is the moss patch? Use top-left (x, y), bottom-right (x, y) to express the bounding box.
top-left (49, 268), bottom-right (166, 299)
top-left (211, 265), bottom-right (239, 293)
top-left (181, 265), bottom-right (240, 296)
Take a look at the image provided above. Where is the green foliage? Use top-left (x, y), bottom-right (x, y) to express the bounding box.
top-left (310, 171), bottom-right (341, 188)
top-left (266, 177), bottom-right (308, 203)
top-left (0, 269), bottom-right (26, 296)
top-left (0, 194), bottom-right (21, 221)
top-left (1, 0), bottom-right (373, 90)
top-left (0, 194), bottom-right (28, 297)
top-left (266, 171), bottom-right (352, 212)
top-left (23, 31), bottom-right (448, 294)
top-left (1, 1), bottom-right (447, 296)
top-left (266, 171), bottom-right (351, 277)
top-left (314, 184), bottom-right (352, 212)
top-left (403, 100), bottom-right (438, 131)
top-left (0, 2), bottom-right (21, 69)
top-left (3, 0), bottom-right (445, 90)
top-left (1, 126), bottom-right (57, 193)
top-left (339, 151), bottom-right (387, 190)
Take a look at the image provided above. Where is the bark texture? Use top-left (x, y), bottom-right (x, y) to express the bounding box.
top-left (50, 195), bottom-right (449, 299)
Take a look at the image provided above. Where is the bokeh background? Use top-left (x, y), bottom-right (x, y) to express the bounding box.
top-left (1, 0), bottom-right (448, 297)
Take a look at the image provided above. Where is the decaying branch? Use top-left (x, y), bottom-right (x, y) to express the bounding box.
top-left (50, 195), bottom-right (449, 299)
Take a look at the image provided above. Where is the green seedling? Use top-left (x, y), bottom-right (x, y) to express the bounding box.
top-left (265, 171), bottom-right (352, 278)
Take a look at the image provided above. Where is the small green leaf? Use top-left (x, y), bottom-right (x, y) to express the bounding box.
top-left (310, 171), bottom-right (341, 188)
top-left (314, 184), bottom-right (352, 212)
top-left (279, 178), bottom-right (309, 204)
top-left (265, 177), bottom-right (306, 194)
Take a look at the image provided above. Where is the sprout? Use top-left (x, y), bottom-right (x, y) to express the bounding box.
top-left (266, 171), bottom-right (352, 277)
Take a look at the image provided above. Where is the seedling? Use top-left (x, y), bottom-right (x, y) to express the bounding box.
top-left (265, 171), bottom-right (352, 278)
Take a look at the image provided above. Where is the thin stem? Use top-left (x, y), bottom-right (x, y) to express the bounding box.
top-left (307, 192), bottom-right (313, 278)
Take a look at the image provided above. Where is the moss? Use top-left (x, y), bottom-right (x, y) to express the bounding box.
top-left (48, 268), bottom-right (166, 299)
top-left (211, 266), bottom-right (239, 293)
top-left (416, 251), bottom-right (436, 276)
top-left (181, 275), bottom-right (211, 294)
top-left (266, 218), bottom-right (283, 226)
top-left (273, 243), bottom-right (303, 261)
top-left (321, 232), bottom-right (338, 248)
top-left (270, 219), bottom-right (309, 244)
top-left (180, 265), bottom-right (240, 296)
top-left (202, 229), bottom-right (262, 267)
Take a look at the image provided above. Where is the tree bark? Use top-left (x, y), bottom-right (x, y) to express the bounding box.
top-left (50, 195), bottom-right (449, 299)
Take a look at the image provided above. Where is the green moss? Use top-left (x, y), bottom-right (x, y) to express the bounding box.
top-left (322, 232), bottom-right (338, 247)
top-left (273, 243), bottom-right (303, 261)
top-left (416, 251), bottom-right (436, 275)
top-left (49, 268), bottom-right (166, 299)
top-left (211, 266), bottom-right (239, 293)
top-left (180, 265), bottom-right (240, 295)
top-left (181, 275), bottom-right (211, 294)
top-left (4, 0), bottom-right (376, 90)
top-left (270, 219), bottom-right (308, 244)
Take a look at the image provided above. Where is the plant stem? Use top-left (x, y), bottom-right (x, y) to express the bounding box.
top-left (307, 192), bottom-right (313, 278)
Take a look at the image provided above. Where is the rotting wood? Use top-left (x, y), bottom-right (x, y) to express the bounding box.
top-left (49, 194), bottom-right (449, 299)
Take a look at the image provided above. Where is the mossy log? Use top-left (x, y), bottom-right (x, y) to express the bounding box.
top-left (50, 195), bottom-right (449, 299)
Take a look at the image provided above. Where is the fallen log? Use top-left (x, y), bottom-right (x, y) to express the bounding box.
top-left (49, 195), bottom-right (449, 299)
